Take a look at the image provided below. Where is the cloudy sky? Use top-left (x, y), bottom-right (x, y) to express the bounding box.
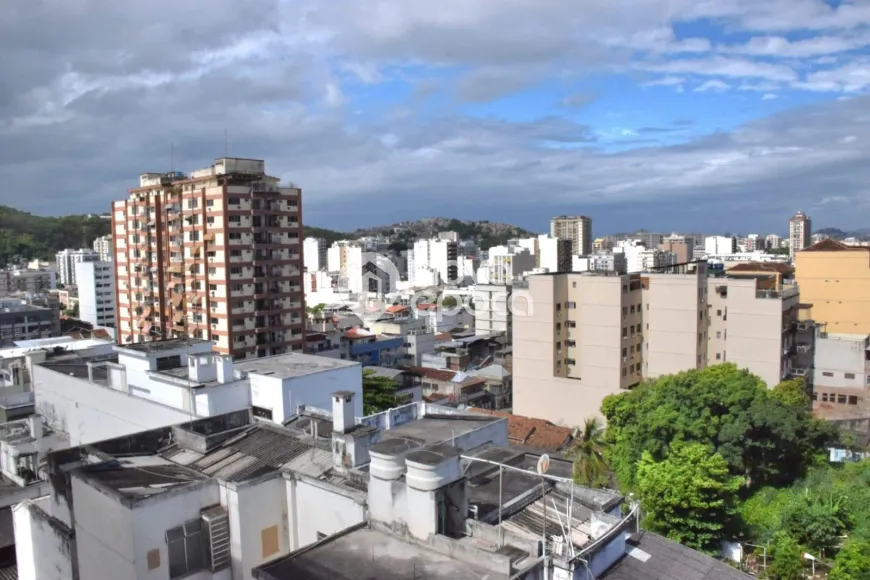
top-left (2, 0), bottom-right (870, 235)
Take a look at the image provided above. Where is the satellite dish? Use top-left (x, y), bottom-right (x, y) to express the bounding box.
top-left (536, 454), bottom-right (551, 475)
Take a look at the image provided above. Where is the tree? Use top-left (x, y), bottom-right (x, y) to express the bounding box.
top-left (569, 417), bottom-right (609, 487)
top-left (767, 533), bottom-right (805, 580)
top-left (64, 302), bottom-right (79, 318)
top-left (829, 539), bottom-right (870, 580)
top-left (635, 442), bottom-right (744, 552)
top-left (306, 303), bottom-right (326, 315)
top-left (771, 379), bottom-right (809, 410)
top-left (362, 369), bottom-right (398, 415)
top-left (601, 364), bottom-right (838, 491)
top-left (440, 294), bottom-right (458, 309)
top-left (781, 492), bottom-right (852, 554)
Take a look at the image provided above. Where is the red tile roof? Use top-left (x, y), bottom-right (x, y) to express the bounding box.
top-left (385, 305), bottom-right (409, 314)
top-left (403, 366), bottom-right (458, 382)
top-left (343, 327), bottom-right (374, 339)
top-left (416, 303), bottom-right (437, 311)
top-left (469, 408), bottom-right (573, 451)
top-left (728, 262), bottom-right (794, 275)
top-left (434, 332), bottom-right (452, 341)
top-left (801, 238), bottom-right (870, 253)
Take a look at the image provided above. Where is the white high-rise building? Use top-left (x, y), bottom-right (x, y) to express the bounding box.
top-left (411, 239), bottom-right (458, 286)
top-left (789, 211), bottom-right (812, 259)
top-left (56, 248), bottom-right (99, 286)
top-left (75, 261), bottom-right (116, 328)
top-left (765, 234), bottom-right (783, 250)
top-left (92, 235), bottom-right (113, 262)
top-left (704, 236), bottom-right (737, 256)
top-left (613, 240), bottom-right (675, 273)
top-left (303, 238), bottom-right (328, 272)
top-left (480, 246), bottom-right (536, 284)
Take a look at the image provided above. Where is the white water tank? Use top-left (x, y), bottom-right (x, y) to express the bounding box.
top-left (404, 444), bottom-right (461, 492)
top-left (369, 437), bottom-right (423, 480)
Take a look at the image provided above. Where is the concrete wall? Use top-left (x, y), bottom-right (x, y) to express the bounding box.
top-left (288, 477), bottom-right (366, 550)
top-left (720, 279), bottom-right (781, 386)
top-left (815, 334), bottom-right (868, 389)
top-left (72, 473), bottom-right (219, 580)
top-left (34, 365), bottom-right (193, 446)
top-left (796, 247), bottom-right (870, 334)
top-left (13, 497), bottom-right (75, 580)
top-left (250, 365), bottom-right (362, 424)
top-left (644, 271), bottom-right (707, 379)
top-left (195, 380), bottom-right (252, 417)
top-left (223, 475), bottom-right (289, 580)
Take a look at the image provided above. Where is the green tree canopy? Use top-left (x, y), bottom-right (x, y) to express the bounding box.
top-left (602, 364), bottom-right (838, 490)
top-left (781, 491), bottom-right (852, 554)
top-left (0, 206), bottom-right (111, 266)
top-left (771, 378), bottom-right (810, 409)
top-left (636, 442), bottom-right (744, 552)
top-left (767, 533), bottom-right (805, 580)
top-left (362, 369), bottom-right (398, 415)
top-left (829, 539), bottom-right (870, 580)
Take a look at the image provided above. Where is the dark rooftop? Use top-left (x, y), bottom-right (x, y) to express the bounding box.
top-left (599, 531), bottom-right (752, 580)
top-left (383, 413), bottom-right (501, 447)
top-left (75, 456), bottom-right (207, 505)
top-left (161, 423), bottom-right (323, 482)
top-left (0, 391), bottom-right (33, 410)
top-left (253, 527), bottom-right (510, 580)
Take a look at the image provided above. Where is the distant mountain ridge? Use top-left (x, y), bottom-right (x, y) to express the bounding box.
top-left (305, 217), bottom-right (536, 250)
top-left (0, 205), bottom-right (111, 267)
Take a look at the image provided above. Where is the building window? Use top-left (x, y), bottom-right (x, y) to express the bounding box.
top-left (716, 353), bottom-right (721, 360)
top-left (231, 250), bottom-right (242, 257)
top-left (166, 519), bottom-right (205, 579)
top-left (622, 307), bottom-right (627, 316)
top-left (838, 395), bottom-right (847, 404)
top-left (228, 197), bottom-right (240, 205)
top-left (572, 281), bottom-right (577, 288)
top-left (845, 372), bottom-right (856, 379)
top-left (716, 331), bottom-right (721, 338)
top-left (229, 215), bottom-right (241, 223)
top-left (822, 371), bottom-right (834, 377)
top-left (229, 233), bottom-right (242, 240)
top-left (822, 393), bottom-right (829, 402)
top-left (717, 309), bottom-right (722, 316)
top-left (566, 301), bottom-right (576, 309)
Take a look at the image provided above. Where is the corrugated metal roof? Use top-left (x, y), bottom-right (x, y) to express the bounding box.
top-left (163, 426), bottom-right (319, 483)
top-left (0, 564), bottom-right (16, 580)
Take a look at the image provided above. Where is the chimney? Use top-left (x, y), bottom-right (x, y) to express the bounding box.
top-left (28, 415), bottom-right (43, 439)
top-left (331, 391), bottom-right (355, 434)
top-left (215, 354), bottom-right (234, 384)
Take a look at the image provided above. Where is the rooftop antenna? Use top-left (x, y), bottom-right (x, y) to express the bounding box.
top-left (171, 142), bottom-right (175, 174)
top-left (224, 128), bottom-right (228, 158)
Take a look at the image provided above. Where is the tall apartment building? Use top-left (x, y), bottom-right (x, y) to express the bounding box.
top-left (789, 211), bottom-right (812, 260)
top-left (0, 268), bottom-right (56, 293)
top-left (56, 248), bottom-right (99, 285)
top-left (92, 234), bottom-right (114, 262)
top-left (704, 236), bottom-right (737, 256)
top-left (512, 261), bottom-right (809, 425)
top-left (481, 246), bottom-right (536, 285)
top-left (795, 239), bottom-right (870, 334)
top-left (412, 238), bottom-right (458, 286)
top-left (302, 237), bottom-right (328, 272)
top-left (112, 157), bottom-right (305, 359)
top-left (765, 234), bottom-right (784, 250)
top-left (472, 284), bottom-right (513, 341)
top-left (75, 261), bottom-right (116, 328)
top-left (550, 215), bottom-right (592, 256)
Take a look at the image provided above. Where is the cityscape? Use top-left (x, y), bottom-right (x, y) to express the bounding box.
top-left (2, 2), bottom-right (870, 580)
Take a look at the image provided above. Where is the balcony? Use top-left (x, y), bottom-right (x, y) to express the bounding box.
top-left (796, 321), bottom-right (815, 331)
top-left (796, 344), bottom-right (812, 354)
top-left (788, 367), bottom-right (810, 378)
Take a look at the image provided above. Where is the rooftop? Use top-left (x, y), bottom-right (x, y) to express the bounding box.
top-left (75, 456), bottom-right (207, 504)
top-left (120, 338), bottom-right (211, 354)
top-left (253, 527), bottom-right (510, 580)
top-left (0, 391), bottom-right (34, 411)
top-left (599, 531), bottom-right (752, 580)
top-left (235, 352), bottom-right (358, 379)
top-left (383, 413), bottom-right (500, 447)
top-left (467, 409), bottom-right (572, 451)
top-left (800, 238), bottom-right (870, 253)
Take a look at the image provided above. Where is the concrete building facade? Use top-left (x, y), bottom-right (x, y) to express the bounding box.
top-left (795, 239), bottom-right (870, 335)
top-left (550, 215), bottom-right (592, 256)
top-left (512, 262), bottom-right (807, 425)
top-left (93, 234), bottom-right (114, 262)
top-left (75, 260), bottom-right (116, 328)
top-left (56, 249), bottom-right (99, 286)
top-left (789, 211), bottom-right (812, 260)
top-left (302, 238), bottom-right (328, 272)
top-left (112, 157), bottom-right (305, 359)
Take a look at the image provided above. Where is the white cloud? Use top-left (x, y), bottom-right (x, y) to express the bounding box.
top-left (761, 93), bottom-right (778, 100)
top-left (722, 33), bottom-right (870, 58)
top-left (694, 79), bottom-right (732, 93)
top-left (638, 56), bottom-right (798, 82)
top-left (642, 76), bottom-right (685, 87)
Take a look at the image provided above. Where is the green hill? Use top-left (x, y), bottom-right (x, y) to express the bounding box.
top-left (0, 206), bottom-right (111, 267)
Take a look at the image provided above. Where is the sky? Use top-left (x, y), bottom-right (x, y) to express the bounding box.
top-left (2, 1), bottom-right (870, 235)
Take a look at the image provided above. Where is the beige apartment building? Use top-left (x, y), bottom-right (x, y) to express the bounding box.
top-left (795, 239), bottom-right (870, 335)
top-left (550, 215), bottom-right (593, 256)
top-left (513, 262), bottom-right (810, 425)
top-left (789, 211), bottom-right (812, 260)
top-left (112, 157), bottom-right (305, 359)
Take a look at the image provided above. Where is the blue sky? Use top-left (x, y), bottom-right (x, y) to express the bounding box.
top-left (2, 0), bottom-right (870, 235)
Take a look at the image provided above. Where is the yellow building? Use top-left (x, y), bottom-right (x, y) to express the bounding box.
top-left (795, 239), bottom-right (870, 334)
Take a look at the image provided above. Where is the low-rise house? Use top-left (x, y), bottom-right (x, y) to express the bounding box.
top-left (362, 366), bottom-right (422, 406)
top-left (469, 408), bottom-right (574, 452)
top-left (404, 366), bottom-right (495, 408)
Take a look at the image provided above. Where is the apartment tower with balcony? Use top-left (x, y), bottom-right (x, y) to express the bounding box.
top-left (789, 211), bottom-right (812, 260)
top-left (550, 215), bottom-right (593, 256)
top-left (112, 157), bottom-right (305, 359)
